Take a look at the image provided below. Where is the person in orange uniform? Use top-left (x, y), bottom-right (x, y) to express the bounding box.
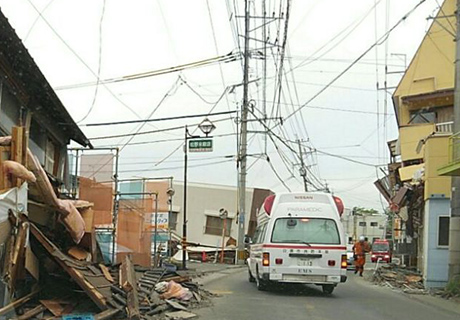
top-left (353, 235), bottom-right (370, 276)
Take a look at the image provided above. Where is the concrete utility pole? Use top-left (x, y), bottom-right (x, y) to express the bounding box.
top-left (297, 139), bottom-right (308, 192)
top-left (449, 0), bottom-right (460, 281)
top-left (237, 0), bottom-right (250, 265)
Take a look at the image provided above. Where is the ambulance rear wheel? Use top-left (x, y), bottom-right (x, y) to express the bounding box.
top-left (322, 284), bottom-right (335, 295)
top-left (256, 269), bottom-right (267, 291)
top-left (248, 268), bottom-right (256, 283)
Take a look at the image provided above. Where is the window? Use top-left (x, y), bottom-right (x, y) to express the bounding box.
top-left (253, 223), bottom-right (267, 244)
top-left (271, 218), bottom-right (340, 245)
top-left (205, 216), bottom-right (232, 236)
top-left (409, 110), bottom-right (436, 124)
top-left (370, 222), bottom-right (378, 227)
top-left (359, 222), bottom-right (366, 227)
top-left (438, 216), bottom-right (450, 247)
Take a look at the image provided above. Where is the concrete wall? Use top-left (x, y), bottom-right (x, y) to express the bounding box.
top-left (423, 197), bottom-right (450, 288)
top-left (424, 136), bottom-right (451, 200)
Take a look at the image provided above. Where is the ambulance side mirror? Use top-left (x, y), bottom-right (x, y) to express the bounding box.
top-left (244, 235), bottom-right (252, 244)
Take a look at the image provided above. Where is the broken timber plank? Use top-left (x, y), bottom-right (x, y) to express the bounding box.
top-left (9, 221), bottom-right (29, 294)
top-left (11, 126), bottom-right (24, 187)
top-left (25, 218), bottom-right (107, 310)
top-left (17, 304), bottom-right (46, 320)
top-left (165, 311), bottom-right (197, 319)
top-left (0, 288), bottom-right (39, 316)
top-left (121, 256), bottom-right (140, 320)
top-left (165, 300), bottom-right (188, 311)
top-left (95, 308), bottom-right (122, 320)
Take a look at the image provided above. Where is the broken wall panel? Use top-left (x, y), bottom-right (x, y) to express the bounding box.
top-left (79, 177), bottom-right (113, 226)
top-left (116, 198), bottom-right (152, 267)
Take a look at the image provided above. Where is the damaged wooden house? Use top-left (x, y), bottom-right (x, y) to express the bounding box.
top-left (0, 7), bottom-right (118, 315)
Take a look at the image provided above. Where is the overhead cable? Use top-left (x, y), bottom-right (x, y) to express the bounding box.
top-left (278, 0), bottom-right (427, 127)
top-left (54, 52), bottom-right (240, 91)
top-left (83, 110), bottom-right (237, 127)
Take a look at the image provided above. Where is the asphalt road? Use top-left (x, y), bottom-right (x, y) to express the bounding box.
top-left (194, 269), bottom-right (460, 320)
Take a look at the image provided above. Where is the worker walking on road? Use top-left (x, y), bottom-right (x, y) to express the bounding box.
top-left (353, 235), bottom-right (370, 277)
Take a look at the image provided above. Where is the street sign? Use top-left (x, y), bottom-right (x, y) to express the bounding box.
top-left (189, 139), bottom-right (213, 152)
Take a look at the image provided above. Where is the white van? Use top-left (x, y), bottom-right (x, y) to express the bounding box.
top-left (247, 192), bottom-right (348, 294)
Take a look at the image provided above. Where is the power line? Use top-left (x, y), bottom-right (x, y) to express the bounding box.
top-left (24, 0), bottom-right (56, 41)
top-left (77, 0), bottom-right (106, 123)
top-left (54, 52), bottom-right (240, 91)
top-left (25, 0), bottom-right (144, 120)
top-left (95, 132), bottom-right (236, 148)
top-left (277, 0), bottom-right (427, 129)
top-left (83, 110), bottom-right (236, 127)
top-left (290, 0), bottom-right (384, 73)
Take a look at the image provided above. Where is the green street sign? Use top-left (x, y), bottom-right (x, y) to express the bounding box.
top-left (189, 139), bottom-right (213, 152)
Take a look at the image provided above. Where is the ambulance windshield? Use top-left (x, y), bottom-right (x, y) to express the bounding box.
top-left (271, 218), bottom-right (340, 244)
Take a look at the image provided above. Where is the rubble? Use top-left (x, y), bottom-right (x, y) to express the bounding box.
top-left (371, 263), bottom-right (427, 294)
top-left (0, 128), bottom-right (212, 319)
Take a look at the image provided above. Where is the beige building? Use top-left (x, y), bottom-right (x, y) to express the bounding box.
top-left (118, 180), bottom-right (271, 250)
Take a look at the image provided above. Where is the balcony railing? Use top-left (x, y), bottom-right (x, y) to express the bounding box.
top-left (438, 131), bottom-right (460, 176)
top-left (436, 121), bottom-right (453, 133)
top-left (449, 131), bottom-right (460, 164)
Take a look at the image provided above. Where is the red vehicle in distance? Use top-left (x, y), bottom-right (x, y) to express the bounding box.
top-left (370, 239), bottom-right (392, 263)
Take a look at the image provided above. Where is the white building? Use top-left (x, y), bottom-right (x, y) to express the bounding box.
top-left (340, 208), bottom-right (387, 244)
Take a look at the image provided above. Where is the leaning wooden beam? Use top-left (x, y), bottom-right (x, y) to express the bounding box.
top-left (121, 256), bottom-right (140, 320)
top-left (0, 288), bottom-right (39, 316)
top-left (25, 218), bottom-right (108, 310)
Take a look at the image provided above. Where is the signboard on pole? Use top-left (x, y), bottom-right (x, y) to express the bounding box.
top-left (189, 139), bottom-right (213, 152)
top-left (150, 212), bottom-right (169, 230)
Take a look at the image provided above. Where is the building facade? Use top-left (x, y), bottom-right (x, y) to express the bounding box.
top-left (341, 208), bottom-right (387, 244)
top-left (375, 0), bottom-right (454, 288)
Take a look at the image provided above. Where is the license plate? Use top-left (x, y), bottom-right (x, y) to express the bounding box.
top-left (297, 258), bottom-right (313, 266)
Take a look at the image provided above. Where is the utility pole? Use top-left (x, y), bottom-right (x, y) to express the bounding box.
top-left (449, 0), bottom-right (460, 281)
top-left (297, 139), bottom-right (308, 192)
top-left (237, 0), bottom-right (250, 265)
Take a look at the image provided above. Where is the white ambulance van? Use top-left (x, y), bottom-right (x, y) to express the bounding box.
top-left (247, 192), bottom-right (347, 294)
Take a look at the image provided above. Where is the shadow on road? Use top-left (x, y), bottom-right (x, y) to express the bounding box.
top-left (262, 283), bottom-right (338, 298)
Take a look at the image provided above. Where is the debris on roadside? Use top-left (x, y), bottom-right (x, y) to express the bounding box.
top-left (371, 264), bottom-right (427, 294)
top-left (0, 129), bottom-right (212, 320)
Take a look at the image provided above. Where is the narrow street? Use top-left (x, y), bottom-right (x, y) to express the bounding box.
top-left (195, 269), bottom-right (460, 320)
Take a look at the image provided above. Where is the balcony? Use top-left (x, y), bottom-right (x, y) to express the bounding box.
top-left (435, 121), bottom-right (453, 133)
top-left (438, 131), bottom-right (460, 176)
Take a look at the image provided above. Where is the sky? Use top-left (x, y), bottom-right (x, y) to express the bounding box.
top-left (0, 0), bottom-right (445, 211)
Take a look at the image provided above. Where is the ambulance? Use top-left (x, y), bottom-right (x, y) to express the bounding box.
top-left (247, 192), bottom-right (347, 294)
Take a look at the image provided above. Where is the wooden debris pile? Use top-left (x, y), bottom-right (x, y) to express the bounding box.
top-left (0, 128), bottom-right (211, 319)
top-left (0, 222), bottom-right (211, 320)
top-left (371, 264), bottom-right (427, 294)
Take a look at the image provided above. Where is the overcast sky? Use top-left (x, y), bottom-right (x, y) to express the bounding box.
top-left (0, 0), bottom-right (445, 211)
